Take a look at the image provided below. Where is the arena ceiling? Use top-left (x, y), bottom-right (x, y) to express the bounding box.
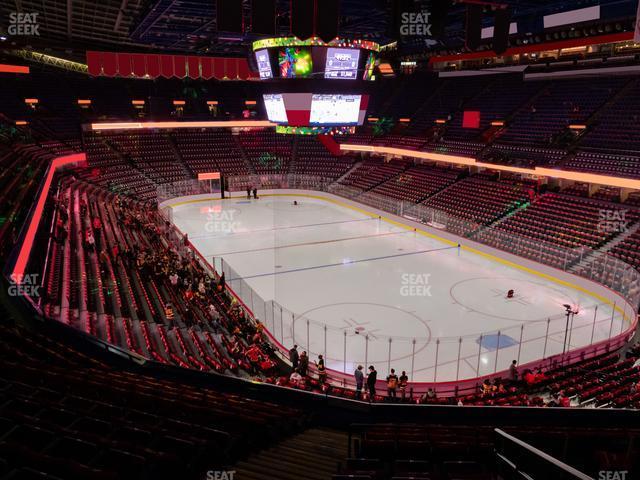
top-left (0, 0), bottom-right (637, 57)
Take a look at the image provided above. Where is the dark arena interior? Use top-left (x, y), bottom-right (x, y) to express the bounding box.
top-left (3, 0), bottom-right (640, 479)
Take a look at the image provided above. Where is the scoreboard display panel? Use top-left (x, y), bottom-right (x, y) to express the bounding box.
top-left (324, 48), bottom-right (360, 80)
top-left (252, 37), bottom-right (378, 81)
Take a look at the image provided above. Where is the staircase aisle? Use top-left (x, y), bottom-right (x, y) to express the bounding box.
top-left (233, 428), bottom-right (348, 480)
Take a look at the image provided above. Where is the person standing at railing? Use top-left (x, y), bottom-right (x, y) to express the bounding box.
top-left (509, 360), bottom-right (519, 384)
top-left (289, 345), bottom-right (299, 371)
top-left (386, 369), bottom-right (399, 401)
top-left (316, 355), bottom-right (327, 384)
top-left (298, 351), bottom-right (309, 377)
top-left (354, 365), bottom-right (364, 400)
top-left (367, 366), bottom-right (377, 402)
top-left (399, 371), bottom-right (408, 401)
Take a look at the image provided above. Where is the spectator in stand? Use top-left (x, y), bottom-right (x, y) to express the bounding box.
top-left (424, 388), bottom-right (437, 402)
top-left (165, 303), bottom-right (175, 327)
top-left (218, 272), bottom-right (226, 291)
top-left (290, 369), bottom-right (302, 386)
top-left (354, 365), bottom-right (364, 400)
top-left (509, 360), bottom-right (519, 383)
top-left (169, 272), bottom-right (179, 287)
top-left (298, 351), bottom-right (309, 376)
top-left (245, 343), bottom-right (263, 369)
top-left (386, 369), bottom-right (399, 400)
top-left (367, 366), bottom-right (377, 401)
top-left (98, 250), bottom-right (109, 271)
top-left (399, 371), bottom-right (408, 401)
top-left (92, 216), bottom-right (102, 231)
top-left (85, 231), bottom-right (95, 252)
top-left (289, 345), bottom-right (299, 371)
top-left (523, 369), bottom-right (536, 388)
top-left (183, 306), bottom-right (193, 327)
top-left (58, 202), bottom-right (68, 222)
top-left (558, 392), bottom-right (571, 408)
top-left (122, 246), bottom-right (133, 267)
top-left (316, 355), bottom-right (327, 384)
top-left (56, 222), bottom-right (68, 245)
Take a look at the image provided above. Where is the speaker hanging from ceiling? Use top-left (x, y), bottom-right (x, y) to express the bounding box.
top-left (429, 0), bottom-right (452, 39)
top-left (291, 0), bottom-right (315, 40)
top-left (251, 0), bottom-right (276, 35)
top-left (493, 7), bottom-right (512, 55)
top-left (217, 0), bottom-right (243, 33)
top-left (316, 0), bottom-right (340, 43)
top-left (465, 4), bottom-right (483, 51)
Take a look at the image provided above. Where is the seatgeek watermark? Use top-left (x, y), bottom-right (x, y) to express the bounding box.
top-left (598, 471), bottom-right (628, 480)
top-left (7, 12), bottom-right (40, 36)
top-left (8, 274), bottom-right (40, 298)
top-left (205, 208), bottom-right (240, 235)
top-left (205, 471), bottom-right (236, 480)
top-left (400, 10), bottom-right (432, 37)
top-left (400, 273), bottom-right (432, 297)
top-left (597, 209), bottom-right (628, 234)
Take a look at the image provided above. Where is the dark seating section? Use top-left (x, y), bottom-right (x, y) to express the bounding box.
top-left (0, 145), bottom-right (50, 258)
top-left (564, 151), bottom-right (640, 179)
top-left (443, 75), bottom-right (543, 141)
top-left (42, 179), bottom-right (279, 380)
top-left (480, 144), bottom-right (566, 168)
top-left (340, 422), bottom-right (640, 479)
top-left (406, 76), bottom-right (492, 135)
top-left (581, 78), bottom-right (640, 154)
top-left (80, 132), bottom-right (159, 200)
top-left (426, 140), bottom-right (485, 158)
top-left (238, 130), bottom-right (294, 174)
top-left (418, 177), bottom-right (531, 235)
top-left (483, 193), bottom-right (640, 268)
top-left (172, 129), bottom-right (251, 176)
top-left (338, 160), bottom-right (408, 191)
top-left (498, 77), bottom-right (629, 146)
top-left (0, 320), bottom-right (305, 479)
top-left (369, 164), bottom-right (460, 203)
top-left (292, 137), bottom-right (358, 179)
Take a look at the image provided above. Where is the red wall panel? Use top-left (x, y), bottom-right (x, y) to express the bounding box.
top-left (174, 55), bottom-right (187, 78)
top-left (237, 58), bottom-right (250, 80)
top-left (201, 57), bottom-right (214, 79)
top-left (146, 54), bottom-right (160, 78)
top-left (85, 51), bottom-right (253, 80)
top-left (463, 111), bottom-right (481, 129)
top-left (160, 55), bottom-right (174, 78)
top-left (225, 58), bottom-right (238, 79)
top-left (187, 56), bottom-right (200, 79)
top-left (132, 54), bottom-right (147, 77)
top-left (86, 51), bottom-right (103, 76)
top-left (102, 52), bottom-right (118, 76)
top-left (117, 53), bottom-right (133, 77)
top-left (213, 58), bottom-right (225, 79)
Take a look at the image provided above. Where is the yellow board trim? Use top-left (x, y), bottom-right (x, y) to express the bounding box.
top-left (166, 193), bottom-right (633, 324)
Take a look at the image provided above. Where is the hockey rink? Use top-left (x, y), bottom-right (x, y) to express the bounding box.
top-left (168, 193), bottom-right (630, 383)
